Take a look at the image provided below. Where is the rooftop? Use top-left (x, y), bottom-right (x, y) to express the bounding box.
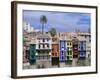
top-left (37, 34), bottom-right (51, 39)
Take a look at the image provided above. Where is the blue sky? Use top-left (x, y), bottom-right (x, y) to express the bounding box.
top-left (23, 10), bottom-right (91, 32)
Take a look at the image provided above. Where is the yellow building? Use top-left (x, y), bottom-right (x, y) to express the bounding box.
top-left (66, 38), bottom-right (73, 62)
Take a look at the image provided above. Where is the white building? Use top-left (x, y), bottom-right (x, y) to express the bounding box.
top-left (77, 32), bottom-right (91, 43)
top-left (35, 34), bottom-right (52, 68)
top-left (86, 42), bottom-right (91, 59)
top-left (23, 22), bottom-right (34, 32)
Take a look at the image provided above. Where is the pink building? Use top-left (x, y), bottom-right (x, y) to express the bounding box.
top-left (23, 46), bottom-right (29, 63)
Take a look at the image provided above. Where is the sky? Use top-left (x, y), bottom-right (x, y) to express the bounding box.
top-left (23, 10), bottom-right (91, 32)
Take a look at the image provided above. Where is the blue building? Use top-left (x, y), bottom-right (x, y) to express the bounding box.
top-left (78, 39), bottom-right (86, 60)
top-left (59, 40), bottom-right (67, 62)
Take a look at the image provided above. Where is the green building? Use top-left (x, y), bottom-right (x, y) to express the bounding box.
top-left (29, 44), bottom-right (36, 65)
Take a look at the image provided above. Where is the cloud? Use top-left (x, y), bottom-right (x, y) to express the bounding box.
top-left (23, 10), bottom-right (90, 32)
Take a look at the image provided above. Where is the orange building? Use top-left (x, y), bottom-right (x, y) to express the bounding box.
top-left (51, 44), bottom-right (59, 66)
top-left (52, 44), bottom-right (59, 57)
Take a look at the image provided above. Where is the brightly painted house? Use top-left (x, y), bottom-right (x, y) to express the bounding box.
top-left (59, 40), bottom-right (67, 62)
top-left (72, 37), bottom-right (78, 58)
top-left (23, 30), bottom-right (30, 64)
top-left (29, 44), bottom-right (36, 65)
top-left (66, 38), bottom-right (73, 61)
top-left (51, 44), bottom-right (59, 66)
top-left (23, 46), bottom-right (29, 63)
top-left (78, 37), bottom-right (86, 60)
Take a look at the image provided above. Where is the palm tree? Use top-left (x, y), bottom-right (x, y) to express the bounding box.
top-left (40, 15), bottom-right (47, 34)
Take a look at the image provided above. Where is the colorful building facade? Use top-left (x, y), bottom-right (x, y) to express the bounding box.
top-left (23, 46), bottom-right (29, 63)
top-left (23, 30), bottom-right (91, 68)
top-left (72, 37), bottom-right (78, 58)
top-left (66, 39), bottom-right (73, 62)
top-left (78, 40), bottom-right (86, 60)
top-left (29, 44), bottom-right (36, 65)
top-left (51, 44), bottom-right (59, 66)
top-left (59, 40), bottom-right (67, 62)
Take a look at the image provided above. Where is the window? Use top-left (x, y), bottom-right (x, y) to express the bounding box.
top-left (67, 42), bottom-right (69, 45)
top-left (62, 47), bottom-right (64, 50)
top-left (40, 51), bottom-right (42, 53)
top-left (88, 54), bottom-right (90, 58)
top-left (38, 51), bottom-right (40, 53)
top-left (70, 51), bottom-right (72, 55)
top-left (42, 56), bottom-right (44, 59)
top-left (52, 53), bottom-right (54, 56)
top-left (62, 56), bottom-right (64, 60)
top-left (47, 44), bottom-right (49, 48)
top-left (67, 56), bottom-right (69, 60)
top-left (32, 50), bottom-right (34, 53)
top-left (42, 51), bottom-right (44, 53)
top-left (52, 48), bottom-right (54, 51)
top-left (70, 42), bottom-right (71, 45)
top-left (70, 56), bottom-right (72, 58)
top-left (31, 55), bottom-right (34, 58)
top-left (47, 55), bottom-right (49, 59)
top-left (62, 51), bottom-right (64, 56)
top-left (47, 38), bottom-right (49, 41)
top-left (38, 38), bottom-right (40, 41)
top-left (55, 53), bottom-right (57, 56)
top-left (79, 46), bottom-right (80, 49)
top-left (43, 39), bottom-right (45, 42)
top-left (67, 47), bottom-right (69, 50)
top-left (85, 35), bottom-right (87, 38)
top-left (89, 39), bottom-right (91, 42)
top-left (25, 55), bottom-right (28, 59)
top-left (43, 44), bottom-right (45, 48)
top-left (81, 47), bottom-right (83, 50)
top-left (67, 51), bottom-right (69, 55)
top-left (80, 52), bottom-right (83, 55)
top-left (62, 51), bottom-right (64, 54)
top-left (44, 56), bottom-right (47, 59)
top-left (39, 45), bottom-right (40, 48)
